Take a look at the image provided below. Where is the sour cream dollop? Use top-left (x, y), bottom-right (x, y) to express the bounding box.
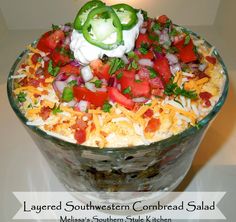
top-left (70, 12), bottom-right (144, 65)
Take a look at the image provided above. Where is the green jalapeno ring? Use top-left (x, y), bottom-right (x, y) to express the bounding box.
top-left (111, 3), bottom-right (138, 30)
top-left (82, 6), bottom-right (123, 50)
top-left (74, 0), bottom-right (105, 31)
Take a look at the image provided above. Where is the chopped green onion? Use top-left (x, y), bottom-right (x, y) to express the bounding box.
top-left (17, 92), bottom-right (27, 103)
top-left (48, 60), bottom-right (60, 77)
top-left (93, 79), bottom-right (102, 88)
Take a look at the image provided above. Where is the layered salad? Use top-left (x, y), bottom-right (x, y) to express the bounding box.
top-left (11, 1), bottom-right (226, 148)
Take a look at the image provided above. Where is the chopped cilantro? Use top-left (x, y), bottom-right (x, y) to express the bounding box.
top-left (145, 103), bottom-right (152, 106)
top-left (148, 34), bottom-right (159, 41)
top-left (148, 67), bottom-right (158, 79)
top-left (109, 58), bottom-right (125, 75)
top-left (62, 87), bottom-right (74, 102)
top-left (52, 103), bottom-right (63, 115)
top-left (127, 51), bottom-right (138, 60)
top-left (128, 60), bottom-right (139, 70)
top-left (37, 57), bottom-right (43, 62)
top-left (167, 46), bottom-right (178, 54)
top-left (152, 23), bottom-right (161, 31)
top-left (170, 28), bottom-right (179, 36)
top-left (123, 86), bottom-right (131, 94)
top-left (93, 79), bottom-right (102, 88)
top-left (184, 35), bottom-right (191, 45)
top-left (135, 79), bottom-right (142, 83)
top-left (154, 45), bottom-right (162, 53)
top-left (68, 80), bottom-right (78, 87)
top-left (27, 103), bottom-right (33, 109)
top-left (116, 72), bottom-right (123, 80)
top-left (140, 9), bottom-right (148, 21)
top-left (165, 19), bottom-right (172, 28)
top-left (52, 24), bottom-right (60, 31)
top-left (102, 101), bottom-right (112, 113)
top-left (17, 92), bottom-right (26, 103)
top-left (48, 60), bottom-right (60, 77)
top-left (138, 43), bottom-right (149, 55)
top-left (164, 81), bottom-right (197, 99)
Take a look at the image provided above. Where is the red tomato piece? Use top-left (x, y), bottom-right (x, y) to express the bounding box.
top-left (206, 56), bottom-right (216, 65)
top-left (143, 109), bottom-right (154, 118)
top-left (74, 129), bottom-right (86, 144)
top-left (145, 118), bottom-right (161, 133)
top-left (153, 56), bottom-right (172, 83)
top-left (149, 76), bottom-right (164, 89)
top-left (108, 87), bottom-right (134, 110)
top-left (59, 64), bottom-right (80, 75)
top-left (174, 38), bottom-right (197, 63)
top-left (135, 33), bottom-right (153, 49)
top-left (136, 50), bottom-right (154, 60)
top-left (37, 31), bottom-right (52, 53)
top-left (31, 53), bottom-right (41, 65)
top-left (132, 80), bottom-right (150, 98)
top-left (152, 88), bottom-right (164, 97)
top-left (157, 15), bottom-right (169, 25)
top-left (90, 59), bottom-right (110, 81)
top-left (73, 86), bottom-right (108, 107)
top-left (51, 49), bottom-right (70, 66)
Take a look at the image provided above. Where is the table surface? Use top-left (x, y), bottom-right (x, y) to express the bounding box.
top-left (0, 27), bottom-right (236, 222)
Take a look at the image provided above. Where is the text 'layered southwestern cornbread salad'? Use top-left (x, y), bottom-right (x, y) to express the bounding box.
top-left (11, 1), bottom-right (226, 148)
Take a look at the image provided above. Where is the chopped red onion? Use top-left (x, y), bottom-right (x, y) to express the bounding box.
top-left (170, 63), bottom-right (181, 74)
top-left (64, 36), bottom-right (71, 45)
top-left (70, 60), bottom-right (80, 67)
top-left (53, 80), bottom-right (67, 94)
top-left (97, 87), bottom-right (107, 92)
top-left (199, 63), bottom-right (207, 72)
top-left (35, 67), bottom-right (44, 75)
top-left (43, 56), bottom-right (50, 62)
top-left (132, 97), bottom-right (148, 103)
top-left (138, 59), bottom-right (154, 67)
top-left (166, 53), bottom-right (178, 65)
top-left (66, 75), bottom-right (77, 83)
top-left (117, 84), bottom-right (121, 91)
top-left (140, 28), bottom-right (147, 34)
top-left (108, 77), bottom-right (115, 87)
top-left (76, 100), bottom-right (88, 112)
top-left (77, 76), bottom-right (85, 85)
top-left (67, 100), bottom-right (77, 107)
top-left (56, 72), bottom-right (68, 81)
top-left (81, 66), bottom-right (93, 82)
top-left (159, 29), bottom-right (170, 45)
top-left (135, 74), bottom-right (140, 81)
top-left (85, 82), bottom-right (96, 92)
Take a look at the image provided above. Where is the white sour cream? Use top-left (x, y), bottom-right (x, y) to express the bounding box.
top-left (70, 11), bottom-right (144, 64)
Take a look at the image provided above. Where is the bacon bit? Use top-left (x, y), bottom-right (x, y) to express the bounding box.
top-left (152, 88), bottom-right (164, 97)
top-left (21, 64), bottom-right (27, 69)
top-left (90, 123), bottom-right (96, 132)
top-left (143, 109), bottom-right (154, 118)
top-left (159, 108), bottom-right (163, 113)
top-left (145, 118), bottom-right (161, 133)
top-left (39, 106), bottom-right (51, 120)
top-left (33, 93), bottom-right (41, 98)
top-left (42, 90), bottom-right (48, 95)
top-left (133, 103), bottom-right (142, 112)
top-left (74, 129), bottom-right (86, 144)
top-left (200, 92), bottom-right (212, 107)
top-left (19, 77), bottom-right (28, 87)
top-left (100, 131), bottom-right (108, 137)
top-left (194, 71), bottom-right (209, 79)
top-left (31, 53), bottom-right (41, 65)
top-left (71, 118), bottom-right (87, 130)
top-left (29, 67), bottom-right (35, 74)
top-left (63, 120), bottom-right (70, 124)
top-left (28, 78), bottom-right (40, 87)
top-left (206, 56), bottom-right (216, 65)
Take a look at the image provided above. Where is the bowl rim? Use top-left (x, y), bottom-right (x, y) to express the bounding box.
top-left (7, 26), bottom-right (229, 153)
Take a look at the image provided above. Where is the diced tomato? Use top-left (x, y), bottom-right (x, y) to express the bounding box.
top-left (71, 118), bottom-right (87, 130)
top-left (39, 106), bottom-right (51, 121)
top-left (174, 38), bottom-right (197, 63)
top-left (73, 86), bottom-right (108, 107)
top-left (206, 56), bottom-right (216, 65)
top-left (145, 118), bottom-right (161, 133)
top-left (135, 33), bottom-right (153, 49)
top-left (157, 15), bottom-right (169, 25)
top-left (90, 59), bottom-right (110, 81)
top-left (31, 53), bottom-right (41, 65)
top-left (132, 80), bottom-right (150, 97)
top-left (136, 50), bottom-right (154, 60)
top-left (120, 70), bottom-right (150, 98)
top-left (108, 87), bottom-right (134, 110)
top-left (137, 67), bottom-right (150, 81)
top-left (51, 49), bottom-right (70, 66)
top-left (37, 30), bottom-right (65, 53)
top-left (143, 109), bottom-right (154, 118)
top-left (59, 64), bottom-right (80, 75)
top-left (37, 31), bottom-right (52, 53)
top-left (74, 129), bottom-right (86, 144)
top-left (153, 56), bottom-right (172, 83)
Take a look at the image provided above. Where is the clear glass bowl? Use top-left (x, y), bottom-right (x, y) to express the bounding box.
top-left (7, 28), bottom-right (229, 192)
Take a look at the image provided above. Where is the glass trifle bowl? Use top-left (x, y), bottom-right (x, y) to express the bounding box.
top-left (7, 27), bottom-right (229, 192)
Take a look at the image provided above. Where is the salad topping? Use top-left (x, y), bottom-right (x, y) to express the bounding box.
top-left (11, 1), bottom-right (226, 147)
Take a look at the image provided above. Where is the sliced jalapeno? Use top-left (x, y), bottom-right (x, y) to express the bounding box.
top-left (82, 6), bottom-right (123, 50)
top-left (74, 0), bottom-right (105, 31)
top-left (111, 4), bottom-right (138, 30)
